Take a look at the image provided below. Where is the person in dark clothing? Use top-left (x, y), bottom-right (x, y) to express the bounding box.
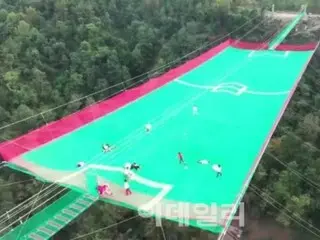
top-left (102, 144), bottom-right (112, 152)
top-left (178, 152), bottom-right (184, 164)
top-left (213, 164), bottom-right (222, 177)
top-left (130, 162), bottom-right (140, 171)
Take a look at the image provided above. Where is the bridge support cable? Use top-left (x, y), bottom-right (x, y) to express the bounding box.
top-left (269, 8), bottom-right (307, 50)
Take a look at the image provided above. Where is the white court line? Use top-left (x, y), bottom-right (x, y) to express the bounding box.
top-left (139, 185), bottom-right (172, 211)
top-left (174, 79), bottom-right (290, 96)
top-left (90, 164), bottom-right (173, 211)
top-left (246, 89), bottom-right (290, 95)
top-left (248, 51), bottom-right (255, 57)
top-left (175, 80), bottom-right (211, 90)
top-left (213, 89), bottom-right (241, 96)
top-left (89, 164), bottom-right (170, 189)
top-left (236, 86), bottom-right (247, 95)
top-left (248, 51), bottom-right (288, 58)
top-left (218, 82), bottom-right (247, 87)
top-left (56, 164), bottom-right (172, 211)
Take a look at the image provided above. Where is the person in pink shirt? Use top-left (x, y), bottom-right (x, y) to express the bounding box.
top-left (97, 184), bottom-right (113, 196)
top-left (97, 185), bottom-right (106, 195)
top-left (104, 183), bottom-right (112, 196)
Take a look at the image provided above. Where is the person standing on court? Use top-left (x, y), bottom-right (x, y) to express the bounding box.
top-left (178, 152), bottom-right (184, 164)
top-left (77, 161), bottom-right (85, 168)
top-left (124, 179), bottom-right (132, 195)
top-left (213, 164), bottom-right (222, 177)
top-left (130, 162), bottom-right (140, 171)
top-left (192, 105), bottom-right (198, 115)
top-left (102, 144), bottom-right (112, 152)
top-left (145, 123), bottom-right (152, 132)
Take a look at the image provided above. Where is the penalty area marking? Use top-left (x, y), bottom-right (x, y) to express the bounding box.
top-left (57, 164), bottom-right (173, 212)
top-left (174, 79), bottom-right (290, 96)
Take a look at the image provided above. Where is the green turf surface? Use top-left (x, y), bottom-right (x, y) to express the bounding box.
top-left (21, 46), bottom-right (313, 232)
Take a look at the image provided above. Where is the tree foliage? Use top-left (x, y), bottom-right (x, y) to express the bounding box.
top-left (0, 0), bottom-right (319, 239)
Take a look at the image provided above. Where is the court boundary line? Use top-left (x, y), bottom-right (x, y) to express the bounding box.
top-left (248, 50), bottom-right (289, 58)
top-left (54, 164), bottom-right (173, 212)
top-left (0, 41), bottom-right (231, 162)
top-left (174, 79), bottom-right (290, 96)
top-left (217, 42), bottom-right (320, 240)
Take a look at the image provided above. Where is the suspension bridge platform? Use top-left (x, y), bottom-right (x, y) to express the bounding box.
top-left (0, 12), bottom-right (318, 238)
top-left (0, 190), bottom-right (97, 240)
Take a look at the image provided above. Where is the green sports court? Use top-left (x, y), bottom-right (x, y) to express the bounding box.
top-left (3, 41), bottom-right (315, 234)
top-left (0, 11), bottom-right (318, 239)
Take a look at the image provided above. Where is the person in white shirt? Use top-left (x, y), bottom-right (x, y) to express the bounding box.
top-left (102, 144), bottom-right (112, 152)
top-left (212, 164), bottom-right (222, 177)
top-left (198, 159), bottom-right (210, 165)
top-left (124, 179), bottom-right (132, 195)
top-left (145, 123), bottom-right (152, 132)
top-left (124, 163), bottom-right (133, 180)
top-left (192, 105), bottom-right (198, 115)
top-left (124, 163), bottom-right (131, 170)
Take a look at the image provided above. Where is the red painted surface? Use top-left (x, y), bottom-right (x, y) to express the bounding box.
top-left (0, 40), bottom-right (231, 161)
top-left (230, 39), bottom-right (269, 50)
top-left (0, 39), bottom-right (317, 162)
top-left (275, 42), bottom-right (318, 51)
top-left (230, 39), bottom-right (318, 51)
